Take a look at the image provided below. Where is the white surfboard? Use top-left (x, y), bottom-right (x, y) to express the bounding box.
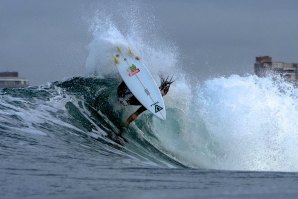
top-left (113, 47), bottom-right (166, 120)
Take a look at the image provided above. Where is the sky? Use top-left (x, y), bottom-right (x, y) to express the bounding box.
top-left (1, 0), bottom-right (298, 85)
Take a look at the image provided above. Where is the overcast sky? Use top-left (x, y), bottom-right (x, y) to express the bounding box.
top-left (1, 0), bottom-right (298, 85)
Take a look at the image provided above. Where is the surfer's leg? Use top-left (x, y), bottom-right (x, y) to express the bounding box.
top-left (125, 106), bottom-right (147, 126)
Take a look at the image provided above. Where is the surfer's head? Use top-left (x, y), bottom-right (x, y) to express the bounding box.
top-left (159, 76), bottom-right (174, 96)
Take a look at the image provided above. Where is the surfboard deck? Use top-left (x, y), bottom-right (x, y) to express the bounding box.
top-left (113, 47), bottom-right (166, 120)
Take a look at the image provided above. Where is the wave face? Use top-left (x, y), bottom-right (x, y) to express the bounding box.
top-left (1, 75), bottom-right (298, 172)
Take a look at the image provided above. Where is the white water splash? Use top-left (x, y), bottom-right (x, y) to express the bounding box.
top-left (152, 75), bottom-right (298, 171)
top-left (85, 10), bottom-right (179, 81)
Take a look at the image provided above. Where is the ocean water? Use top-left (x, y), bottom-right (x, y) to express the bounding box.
top-left (2, 8), bottom-right (298, 199)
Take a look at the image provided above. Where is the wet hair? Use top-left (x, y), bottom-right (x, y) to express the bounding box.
top-left (159, 75), bottom-right (174, 95)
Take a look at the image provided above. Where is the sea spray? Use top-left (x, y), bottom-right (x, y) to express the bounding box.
top-left (85, 12), bottom-right (179, 81)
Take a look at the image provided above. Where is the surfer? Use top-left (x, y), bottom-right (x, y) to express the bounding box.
top-left (117, 76), bottom-right (174, 126)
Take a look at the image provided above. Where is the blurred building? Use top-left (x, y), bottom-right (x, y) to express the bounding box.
top-left (254, 56), bottom-right (298, 82)
top-left (0, 72), bottom-right (29, 88)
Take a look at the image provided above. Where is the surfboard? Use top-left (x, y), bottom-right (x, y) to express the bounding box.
top-left (113, 47), bottom-right (166, 120)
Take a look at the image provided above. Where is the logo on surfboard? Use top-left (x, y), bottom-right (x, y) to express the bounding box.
top-left (128, 64), bottom-right (140, 77)
top-left (151, 101), bottom-right (163, 113)
top-left (154, 105), bottom-right (163, 113)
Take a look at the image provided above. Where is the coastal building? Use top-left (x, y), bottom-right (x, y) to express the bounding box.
top-left (254, 56), bottom-right (298, 82)
top-left (0, 72), bottom-right (29, 88)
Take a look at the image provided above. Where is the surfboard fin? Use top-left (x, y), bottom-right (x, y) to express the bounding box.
top-left (128, 48), bottom-right (134, 56)
top-left (117, 47), bottom-right (122, 53)
top-left (113, 56), bottom-right (119, 64)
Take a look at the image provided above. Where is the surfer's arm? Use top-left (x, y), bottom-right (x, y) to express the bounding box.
top-left (126, 106), bottom-right (147, 126)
